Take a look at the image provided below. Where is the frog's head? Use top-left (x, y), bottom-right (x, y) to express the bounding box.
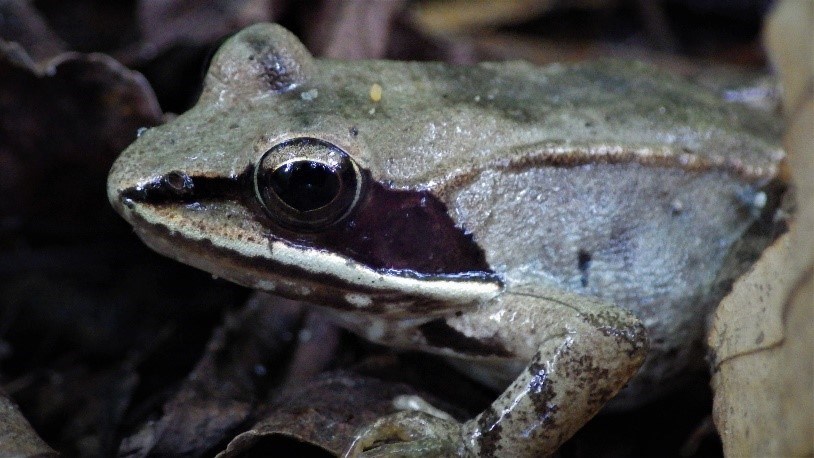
top-left (107, 23), bottom-right (501, 316)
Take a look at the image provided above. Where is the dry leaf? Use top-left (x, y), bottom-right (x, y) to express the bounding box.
top-left (119, 294), bottom-right (313, 457)
top-left (708, 1), bottom-right (814, 456)
top-left (136, 0), bottom-right (276, 60)
top-left (0, 0), bottom-right (65, 61)
top-left (304, 0), bottom-right (407, 59)
top-left (217, 373), bottom-right (433, 457)
top-left (0, 40), bottom-right (162, 228)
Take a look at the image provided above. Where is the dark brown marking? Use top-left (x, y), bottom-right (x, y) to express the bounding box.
top-left (419, 319), bottom-right (512, 357)
top-left (126, 212), bottom-right (497, 315)
top-left (243, 34), bottom-right (303, 93)
top-left (577, 249), bottom-right (591, 287)
top-left (527, 356), bottom-right (558, 426)
top-left (433, 146), bottom-right (777, 199)
top-left (290, 177), bottom-right (491, 275)
top-left (124, 162), bottom-right (495, 278)
top-left (475, 407), bottom-right (502, 457)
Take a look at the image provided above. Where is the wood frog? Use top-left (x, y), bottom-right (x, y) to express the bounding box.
top-left (107, 23), bottom-right (784, 456)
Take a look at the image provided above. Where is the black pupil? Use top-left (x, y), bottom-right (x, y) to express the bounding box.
top-left (270, 161), bottom-right (340, 212)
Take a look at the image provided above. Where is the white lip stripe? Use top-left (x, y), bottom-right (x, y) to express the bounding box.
top-left (132, 205), bottom-right (502, 304)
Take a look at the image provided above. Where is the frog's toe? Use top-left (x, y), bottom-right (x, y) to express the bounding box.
top-left (344, 411), bottom-right (462, 458)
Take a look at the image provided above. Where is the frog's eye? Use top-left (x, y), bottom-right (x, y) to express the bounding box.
top-left (254, 137), bottom-right (363, 230)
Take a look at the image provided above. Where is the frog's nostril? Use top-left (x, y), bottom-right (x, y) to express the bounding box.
top-left (119, 171), bottom-right (196, 204)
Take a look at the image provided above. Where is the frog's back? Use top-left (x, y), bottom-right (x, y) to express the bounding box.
top-left (304, 59), bottom-right (782, 188)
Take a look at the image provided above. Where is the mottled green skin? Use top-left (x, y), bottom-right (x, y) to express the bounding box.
top-left (108, 23), bottom-right (782, 456)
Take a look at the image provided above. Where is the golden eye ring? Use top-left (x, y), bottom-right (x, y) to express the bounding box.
top-left (254, 137), bottom-right (363, 230)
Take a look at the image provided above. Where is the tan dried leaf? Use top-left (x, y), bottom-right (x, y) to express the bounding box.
top-left (708, 1), bottom-right (814, 456)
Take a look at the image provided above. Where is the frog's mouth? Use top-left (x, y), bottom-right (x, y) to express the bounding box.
top-left (109, 166), bottom-right (503, 316)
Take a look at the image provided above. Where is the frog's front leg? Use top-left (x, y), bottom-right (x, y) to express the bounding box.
top-left (346, 287), bottom-right (648, 457)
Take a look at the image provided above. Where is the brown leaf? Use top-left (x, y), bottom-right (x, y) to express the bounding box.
top-left (709, 234), bottom-right (814, 456)
top-left (217, 372), bottom-right (428, 457)
top-left (29, 0), bottom-right (139, 54)
top-left (119, 294), bottom-right (332, 456)
top-left (0, 0), bottom-right (65, 61)
top-left (4, 363), bottom-right (139, 457)
top-left (136, 0), bottom-right (277, 61)
top-left (0, 42), bottom-right (162, 231)
top-left (708, 1), bottom-right (814, 455)
top-left (303, 0), bottom-right (407, 59)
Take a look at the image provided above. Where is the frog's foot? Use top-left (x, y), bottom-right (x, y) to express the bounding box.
top-left (344, 410), bottom-right (463, 458)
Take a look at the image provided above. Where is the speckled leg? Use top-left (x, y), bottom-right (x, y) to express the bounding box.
top-left (346, 288), bottom-right (648, 457)
top-left (459, 288), bottom-right (648, 457)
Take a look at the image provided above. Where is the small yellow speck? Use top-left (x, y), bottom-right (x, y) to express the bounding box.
top-left (369, 83), bottom-right (382, 102)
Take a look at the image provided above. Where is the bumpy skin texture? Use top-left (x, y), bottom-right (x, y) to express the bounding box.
top-left (107, 24), bottom-right (783, 456)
